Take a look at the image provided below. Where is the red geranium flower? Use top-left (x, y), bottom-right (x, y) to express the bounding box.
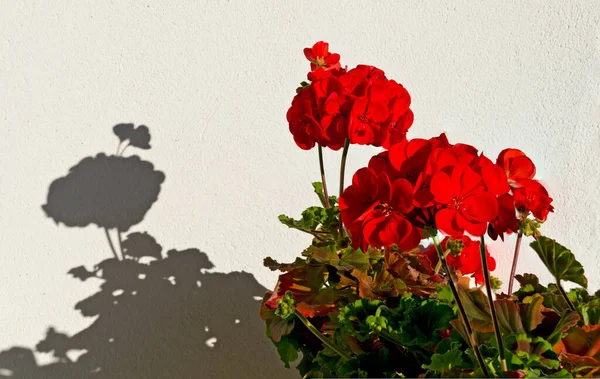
top-left (487, 193), bottom-right (518, 240)
top-left (348, 96), bottom-right (389, 145)
top-left (496, 148), bottom-right (536, 185)
top-left (423, 236), bottom-right (496, 285)
top-left (339, 167), bottom-right (421, 252)
top-left (286, 88), bottom-right (322, 150)
top-left (512, 179), bottom-right (554, 221)
top-left (304, 41), bottom-right (341, 73)
top-left (430, 164), bottom-right (498, 238)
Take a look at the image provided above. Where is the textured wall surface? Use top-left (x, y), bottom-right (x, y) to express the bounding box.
top-left (0, 1), bottom-right (599, 377)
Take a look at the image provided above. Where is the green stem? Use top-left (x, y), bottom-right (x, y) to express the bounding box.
top-left (507, 232), bottom-right (523, 294)
top-left (556, 280), bottom-right (577, 313)
top-left (338, 139), bottom-right (350, 239)
top-left (339, 139), bottom-right (350, 197)
top-left (432, 235), bottom-right (489, 377)
top-left (318, 145), bottom-right (331, 209)
top-left (294, 309), bottom-right (351, 361)
top-left (479, 235), bottom-right (507, 372)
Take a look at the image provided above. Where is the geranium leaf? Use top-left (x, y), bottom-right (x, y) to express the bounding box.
top-left (264, 265), bottom-right (340, 317)
top-left (424, 348), bottom-right (463, 372)
top-left (547, 310), bottom-right (580, 346)
top-left (494, 299), bottom-right (526, 334)
top-left (312, 182), bottom-right (338, 207)
top-left (542, 290), bottom-right (571, 315)
top-left (520, 294), bottom-right (545, 332)
top-left (263, 257), bottom-right (307, 272)
top-left (339, 247), bottom-right (369, 272)
top-left (386, 249), bottom-right (441, 298)
top-left (514, 273), bottom-right (548, 299)
top-left (558, 324), bottom-right (600, 360)
top-left (401, 300), bottom-right (455, 348)
top-left (579, 298), bottom-right (600, 326)
top-left (273, 335), bottom-right (299, 368)
top-left (456, 280), bottom-right (494, 333)
top-left (558, 352), bottom-right (600, 378)
top-left (530, 236), bottom-right (588, 288)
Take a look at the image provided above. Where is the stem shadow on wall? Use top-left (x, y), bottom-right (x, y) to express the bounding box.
top-left (0, 124), bottom-right (291, 379)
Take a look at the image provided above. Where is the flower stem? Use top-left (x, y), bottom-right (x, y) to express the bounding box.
top-left (507, 231), bottom-right (523, 294)
top-left (339, 139), bottom-right (350, 197)
top-left (479, 235), bottom-right (507, 372)
top-left (432, 235), bottom-right (489, 377)
top-left (104, 228), bottom-right (119, 260)
top-left (294, 309), bottom-right (351, 361)
top-left (318, 145), bottom-right (331, 209)
top-left (338, 139), bottom-right (350, 239)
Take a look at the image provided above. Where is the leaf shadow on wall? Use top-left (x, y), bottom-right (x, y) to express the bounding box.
top-left (0, 124), bottom-right (290, 379)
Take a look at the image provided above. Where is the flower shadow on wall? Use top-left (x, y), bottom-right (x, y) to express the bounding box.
top-left (0, 125), bottom-right (291, 379)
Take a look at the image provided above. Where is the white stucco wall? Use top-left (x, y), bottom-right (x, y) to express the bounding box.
top-left (0, 1), bottom-right (599, 377)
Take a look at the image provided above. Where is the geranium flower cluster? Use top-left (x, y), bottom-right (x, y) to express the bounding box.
top-left (339, 133), bottom-right (555, 282)
top-left (287, 41), bottom-right (414, 150)
top-left (287, 41), bottom-right (554, 285)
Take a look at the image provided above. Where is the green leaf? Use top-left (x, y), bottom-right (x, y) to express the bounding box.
top-left (424, 349), bottom-right (464, 371)
top-left (339, 247), bottom-right (369, 272)
top-left (312, 182), bottom-right (338, 207)
top-left (579, 298), bottom-right (600, 325)
top-left (529, 236), bottom-right (588, 288)
top-left (401, 300), bottom-right (455, 348)
top-left (542, 287), bottom-right (571, 315)
top-left (514, 273), bottom-right (548, 299)
top-left (273, 335), bottom-right (299, 368)
top-left (547, 310), bottom-right (580, 345)
top-left (521, 294), bottom-right (545, 332)
top-left (268, 318), bottom-right (295, 343)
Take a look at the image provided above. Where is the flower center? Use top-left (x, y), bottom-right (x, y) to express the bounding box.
top-left (376, 202), bottom-right (393, 217)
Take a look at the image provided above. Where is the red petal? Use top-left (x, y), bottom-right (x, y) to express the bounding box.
top-left (396, 220), bottom-right (422, 251)
top-left (455, 211), bottom-right (488, 237)
top-left (311, 41), bottom-right (328, 57)
top-left (366, 101), bottom-right (389, 123)
top-left (461, 192), bottom-right (498, 222)
top-left (435, 208), bottom-right (463, 238)
top-left (510, 155), bottom-right (536, 180)
top-left (376, 172), bottom-right (392, 204)
top-left (324, 53), bottom-right (340, 65)
top-left (352, 167), bottom-right (378, 193)
top-left (430, 172), bottom-right (455, 204)
top-left (497, 148), bottom-right (526, 170)
top-left (303, 47), bottom-right (315, 61)
top-left (457, 166), bottom-right (484, 198)
top-left (481, 161), bottom-right (510, 195)
top-left (390, 178), bottom-right (414, 213)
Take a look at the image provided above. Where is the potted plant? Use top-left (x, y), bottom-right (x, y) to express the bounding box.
top-left (260, 42), bottom-right (599, 378)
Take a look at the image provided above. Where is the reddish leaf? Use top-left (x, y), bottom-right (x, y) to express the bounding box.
top-left (456, 278), bottom-right (494, 333)
top-left (558, 325), bottom-right (600, 359)
top-left (385, 249), bottom-right (442, 297)
top-left (264, 265), bottom-right (337, 317)
top-left (557, 352), bottom-right (600, 378)
top-left (494, 299), bottom-right (525, 334)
